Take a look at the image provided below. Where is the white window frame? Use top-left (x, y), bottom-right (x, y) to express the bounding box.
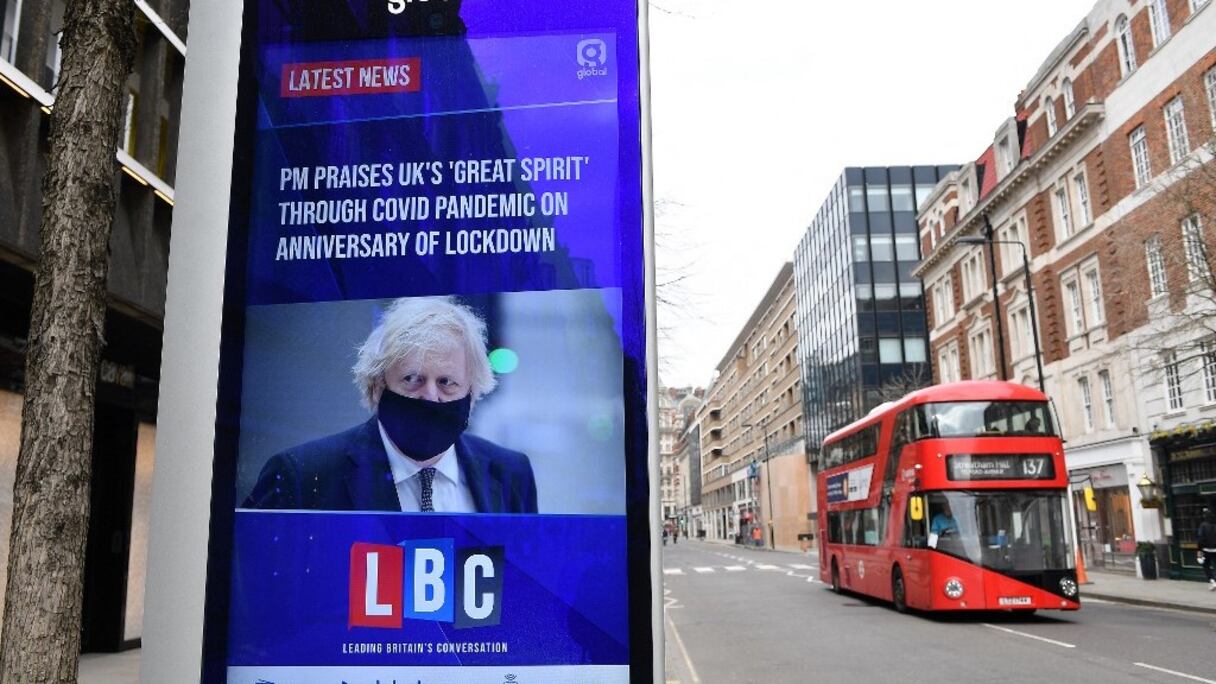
top-left (1054, 183), bottom-right (1073, 238)
top-left (1045, 97), bottom-right (1058, 137)
top-left (1182, 214), bottom-right (1210, 282)
top-left (938, 341), bottom-right (961, 384)
top-left (1146, 235), bottom-right (1168, 297)
top-left (1098, 369), bottom-right (1116, 428)
top-left (1206, 67), bottom-right (1216, 131)
top-left (1084, 267), bottom-right (1105, 325)
top-left (1193, 0), bottom-right (1212, 13)
top-left (1063, 79), bottom-right (1076, 119)
top-left (1164, 96), bottom-right (1189, 165)
top-left (1203, 339), bottom-right (1216, 405)
top-left (1009, 306), bottom-right (1033, 361)
top-left (1073, 171), bottom-right (1091, 227)
top-left (933, 274), bottom-right (955, 327)
top-left (1163, 351), bottom-right (1184, 411)
top-left (961, 251), bottom-right (985, 302)
top-left (969, 326), bottom-right (995, 379)
top-left (1064, 278), bottom-right (1085, 336)
top-left (1116, 15), bottom-right (1137, 77)
top-left (996, 217), bottom-right (1027, 275)
top-left (1148, 0), bottom-right (1171, 48)
top-left (1078, 375), bottom-right (1094, 432)
top-left (1, 0), bottom-right (20, 65)
top-left (1129, 126), bottom-right (1152, 188)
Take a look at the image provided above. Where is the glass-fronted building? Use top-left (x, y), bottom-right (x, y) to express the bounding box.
top-left (793, 166), bottom-right (957, 455)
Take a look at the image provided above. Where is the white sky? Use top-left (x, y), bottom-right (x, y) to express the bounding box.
top-left (650, 0), bottom-right (1097, 388)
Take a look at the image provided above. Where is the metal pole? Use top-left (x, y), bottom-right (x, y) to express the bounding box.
top-left (764, 430), bottom-right (775, 550)
top-left (984, 215), bottom-right (1008, 380)
top-left (1019, 242), bottom-right (1046, 394)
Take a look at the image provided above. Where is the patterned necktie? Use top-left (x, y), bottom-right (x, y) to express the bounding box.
top-left (418, 467), bottom-right (437, 512)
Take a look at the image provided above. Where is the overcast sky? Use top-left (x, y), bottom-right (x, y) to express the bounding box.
top-left (650, 0), bottom-right (1098, 388)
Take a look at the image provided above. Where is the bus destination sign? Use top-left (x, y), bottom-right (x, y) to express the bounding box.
top-left (946, 454), bottom-right (1055, 481)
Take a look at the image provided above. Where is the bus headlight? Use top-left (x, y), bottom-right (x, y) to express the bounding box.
top-left (943, 578), bottom-right (965, 599)
top-left (1060, 577), bottom-right (1078, 598)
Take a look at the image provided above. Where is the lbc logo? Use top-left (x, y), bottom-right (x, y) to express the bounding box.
top-left (349, 539), bottom-right (504, 629)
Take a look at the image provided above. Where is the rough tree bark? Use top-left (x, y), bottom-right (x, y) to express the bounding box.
top-left (0, 1), bottom-right (135, 682)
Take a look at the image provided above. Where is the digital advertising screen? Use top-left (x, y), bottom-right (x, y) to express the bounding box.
top-left (200, 2), bottom-right (654, 682)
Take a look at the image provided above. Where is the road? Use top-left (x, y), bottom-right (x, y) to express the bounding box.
top-left (662, 540), bottom-right (1216, 684)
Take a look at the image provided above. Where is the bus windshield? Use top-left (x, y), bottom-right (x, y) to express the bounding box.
top-left (912, 401), bottom-right (1056, 439)
top-left (926, 490), bottom-right (1073, 573)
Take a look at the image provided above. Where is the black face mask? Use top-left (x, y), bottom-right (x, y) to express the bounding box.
top-left (377, 389), bottom-right (471, 461)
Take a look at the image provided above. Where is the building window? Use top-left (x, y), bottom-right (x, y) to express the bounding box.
top-left (1098, 369), bottom-right (1116, 428)
top-left (1163, 351), bottom-right (1184, 411)
top-left (1063, 79), bottom-right (1076, 119)
top-left (1148, 0), bottom-right (1171, 48)
top-left (1010, 306), bottom-right (1034, 360)
top-left (961, 251), bottom-right (985, 301)
top-left (1054, 185), bottom-right (1073, 237)
top-left (1164, 96), bottom-right (1190, 165)
top-left (123, 91), bottom-right (138, 156)
top-left (998, 136), bottom-right (1013, 174)
top-left (938, 343), bottom-right (961, 384)
top-left (1084, 268), bottom-right (1104, 325)
top-left (932, 275), bottom-right (955, 327)
top-left (1045, 97), bottom-right (1058, 137)
top-left (1203, 340), bottom-right (1216, 405)
top-left (1129, 126), bottom-right (1152, 188)
top-left (0, 0), bottom-right (18, 64)
top-left (1065, 279), bottom-right (1085, 336)
top-left (1146, 236), bottom-right (1168, 296)
top-left (969, 327), bottom-right (994, 379)
top-left (1206, 68), bottom-right (1216, 131)
top-left (1194, 0), bottom-right (1212, 12)
top-left (1115, 15), bottom-right (1137, 77)
top-left (996, 217), bottom-right (1028, 275)
top-left (1073, 172), bottom-right (1091, 227)
top-left (1183, 214), bottom-right (1209, 281)
top-left (1078, 376), bottom-right (1094, 432)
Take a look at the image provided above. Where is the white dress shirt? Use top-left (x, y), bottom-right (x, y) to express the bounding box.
top-left (378, 422), bottom-right (477, 513)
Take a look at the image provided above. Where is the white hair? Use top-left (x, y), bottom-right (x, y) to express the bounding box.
top-left (352, 296), bottom-right (497, 410)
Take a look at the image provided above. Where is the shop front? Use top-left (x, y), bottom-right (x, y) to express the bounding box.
top-left (1151, 429), bottom-right (1216, 581)
top-left (1071, 464), bottom-right (1138, 574)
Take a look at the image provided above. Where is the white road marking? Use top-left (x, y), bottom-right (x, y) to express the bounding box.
top-left (982, 623), bottom-right (1076, 649)
top-left (663, 568), bottom-right (684, 576)
top-left (755, 563), bottom-right (781, 570)
top-left (665, 610), bottom-right (702, 683)
top-left (789, 564), bottom-right (817, 570)
top-left (1133, 663), bottom-right (1216, 683)
top-left (693, 567), bottom-right (715, 573)
top-left (724, 565), bottom-right (747, 571)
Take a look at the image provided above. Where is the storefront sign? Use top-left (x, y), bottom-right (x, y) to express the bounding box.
top-left (189, 2), bottom-right (654, 681)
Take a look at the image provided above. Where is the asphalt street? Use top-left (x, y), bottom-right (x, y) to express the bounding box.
top-left (662, 539), bottom-right (1216, 684)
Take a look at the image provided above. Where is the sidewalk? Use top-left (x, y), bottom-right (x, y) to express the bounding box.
top-left (79, 649), bottom-right (139, 684)
top-left (1084, 570), bottom-right (1216, 615)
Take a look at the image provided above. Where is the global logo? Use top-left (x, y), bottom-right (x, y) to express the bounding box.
top-left (576, 38), bottom-right (608, 80)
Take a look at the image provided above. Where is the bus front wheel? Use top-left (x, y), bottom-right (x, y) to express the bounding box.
top-left (891, 567), bottom-right (908, 613)
top-left (830, 559), bottom-right (841, 593)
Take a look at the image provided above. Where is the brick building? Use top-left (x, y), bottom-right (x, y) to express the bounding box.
top-left (696, 264), bottom-right (814, 551)
top-left (0, 0), bottom-right (188, 648)
top-left (914, 0), bottom-right (1216, 578)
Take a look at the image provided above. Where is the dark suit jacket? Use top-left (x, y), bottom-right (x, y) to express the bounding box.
top-left (242, 418), bottom-right (538, 513)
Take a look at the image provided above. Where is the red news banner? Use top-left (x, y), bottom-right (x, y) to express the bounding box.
top-left (281, 57), bottom-right (421, 98)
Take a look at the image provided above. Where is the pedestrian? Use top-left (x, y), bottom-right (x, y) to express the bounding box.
top-left (1199, 507), bottom-right (1216, 591)
top-left (663, 527), bottom-right (668, 546)
top-left (673, 526), bottom-right (679, 544)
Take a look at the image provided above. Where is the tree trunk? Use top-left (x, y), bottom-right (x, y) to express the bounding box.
top-left (0, 1), bottom-right (134, 682)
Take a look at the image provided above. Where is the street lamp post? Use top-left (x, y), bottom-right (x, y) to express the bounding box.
top-left (744, 421), bottom-right (776, 550)
top-left (958, 234), bottom-right (1045, 393)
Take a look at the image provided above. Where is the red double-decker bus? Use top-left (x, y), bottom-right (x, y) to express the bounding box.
top-left (816, 381), bottom-right (1080, 613)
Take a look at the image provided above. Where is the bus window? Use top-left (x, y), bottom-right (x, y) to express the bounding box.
top-left (913, 401), bottom-right (1056, 439)
top-left (828, 511), bottom-right (842, 543)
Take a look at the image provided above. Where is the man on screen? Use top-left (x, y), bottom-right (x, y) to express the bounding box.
top-left (243, 296), bottom-right (538, 513)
